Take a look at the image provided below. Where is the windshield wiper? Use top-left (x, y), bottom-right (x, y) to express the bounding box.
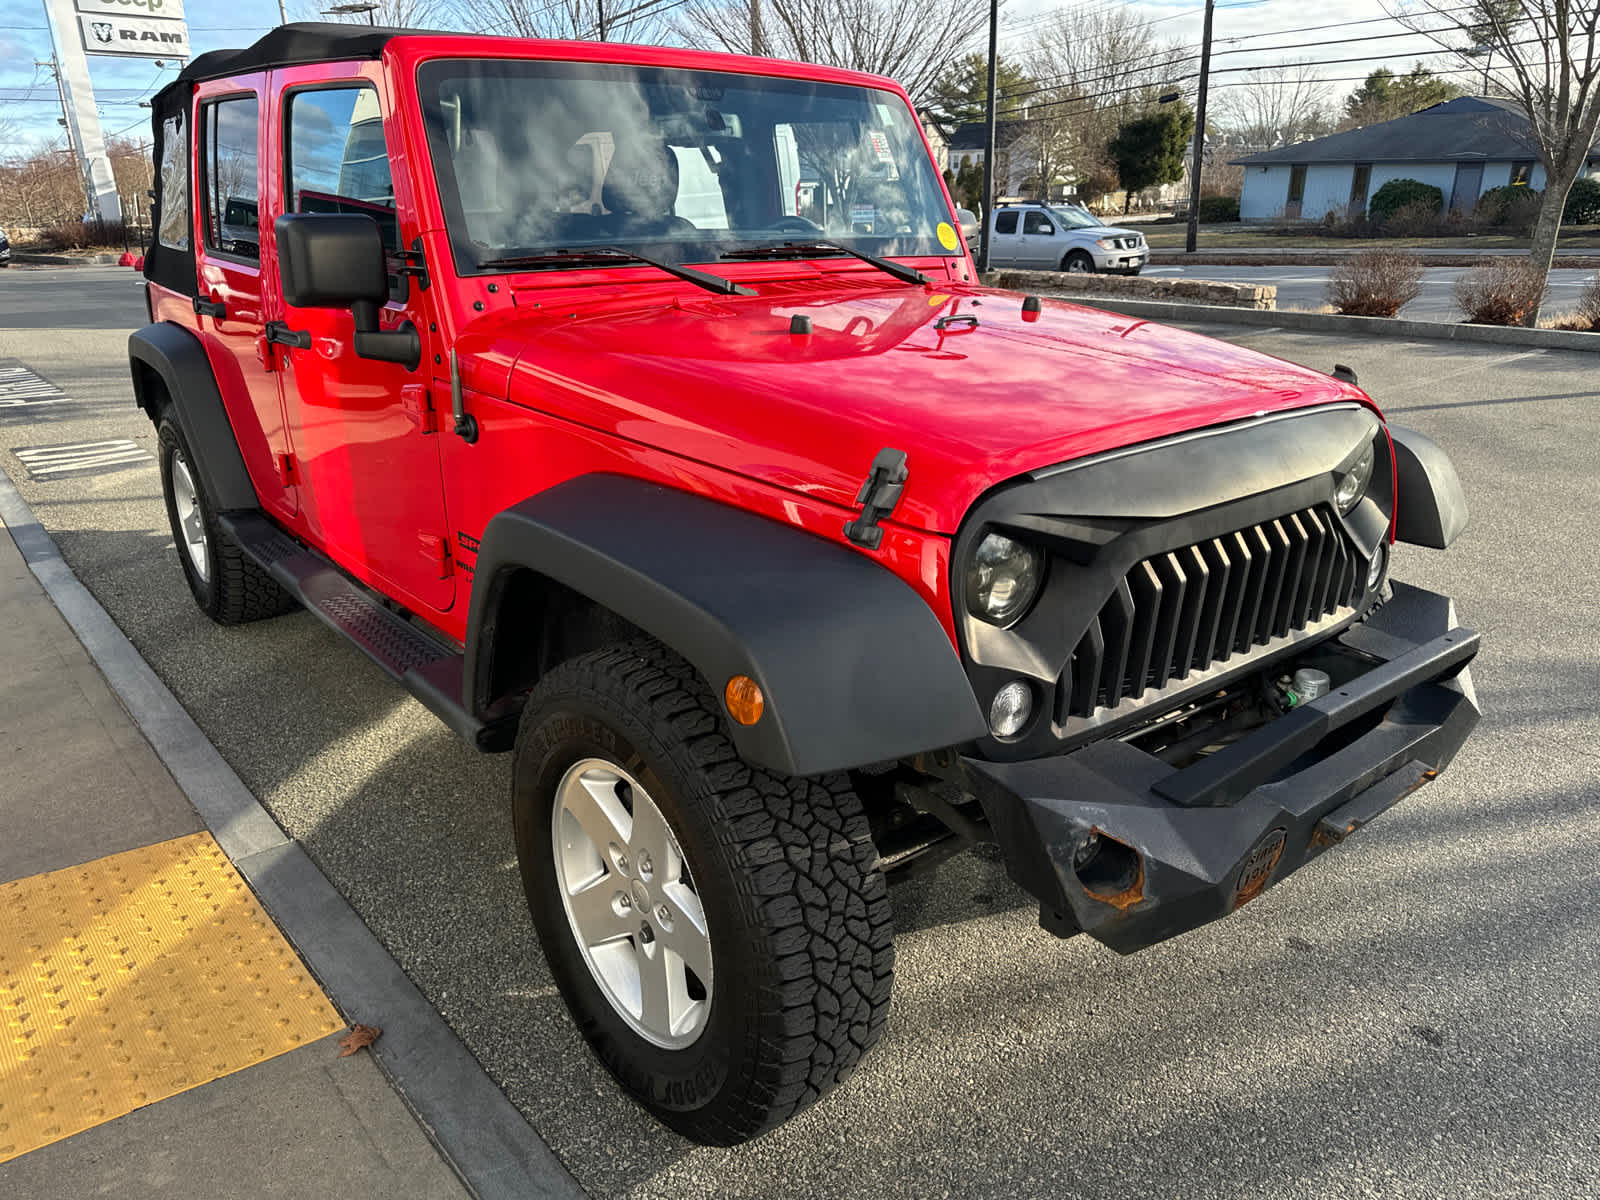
top-left (721, 240), bottom-right (930, 286)
top-left (476, 247), bottom-right (754, 296)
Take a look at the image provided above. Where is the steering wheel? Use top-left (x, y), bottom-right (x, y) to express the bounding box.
top-left (766, 215), bottom-right (821, 232)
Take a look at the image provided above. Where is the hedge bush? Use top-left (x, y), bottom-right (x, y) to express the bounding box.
top-left (1454, 257), bottom-right (1549, 325)
top-left (1326, 249), bottom-right (1424, 316)
top-left (1564, 176), bottom-right (1600, 224)
top-left (1369, 178), bottom-right (1444, 221)
top-left (1197, 195), bottom-right (1240, 223)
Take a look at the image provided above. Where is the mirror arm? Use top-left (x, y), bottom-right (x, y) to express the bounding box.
top-left (350, 299), bottom-right (421, 371)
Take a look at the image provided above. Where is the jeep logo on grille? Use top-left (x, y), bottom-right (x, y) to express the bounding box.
top-left (1234, 828), bottom-right (1287, 908)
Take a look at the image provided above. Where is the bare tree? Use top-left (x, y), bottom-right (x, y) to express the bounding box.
top-left (1391, 0), bottom-right (1600, 323)
top-left (674, 0), bottom-right (989, 102)
top-left (1211, 61), bottom-right (1334, 151)
top-left (1023, 7), bottom-right (1188, 196)
top-left (434, 0), bottom-right (669, 40)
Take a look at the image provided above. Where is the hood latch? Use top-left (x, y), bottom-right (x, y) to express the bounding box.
top-left (843, 448), bottom-right (908, 550)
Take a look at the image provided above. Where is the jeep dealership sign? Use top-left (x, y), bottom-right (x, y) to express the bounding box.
top-left (76, 0), bottom-right (188, 59)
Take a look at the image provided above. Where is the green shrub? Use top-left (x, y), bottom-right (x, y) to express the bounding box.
top-left (1369, 178), bottom-right (1444, 221)
top-left (1564, 176), bottom-right (1600, 224)
top-left (1197, 194), bottom-right (1240, 223)
top-left (1477, 184), bottom-right (1544, 233)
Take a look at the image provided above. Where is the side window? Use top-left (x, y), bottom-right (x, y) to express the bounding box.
top-left (286, 86), bottom-right (398, 251)
top-left (1023, 211), bottom-right (1054, 235)
top-left (157, 112), bottom-right (189, 250)
top-left (995, 211), bottom-right (1018, 235)
top-left (201, 95), bottom-right (260, 261)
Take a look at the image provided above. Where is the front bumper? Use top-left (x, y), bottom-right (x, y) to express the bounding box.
top-left (960, 582), bottom-right (1480, 954)
top-left (1094, 248), bottom-right (1146, 272)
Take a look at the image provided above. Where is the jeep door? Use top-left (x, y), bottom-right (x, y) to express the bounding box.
top-left (192, 76), bottom-right (298, 521)
top-left (265, 67), bottom-right (456, 617)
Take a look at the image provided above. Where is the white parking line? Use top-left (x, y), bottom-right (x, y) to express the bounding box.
top-left (13, 439), bottom-right (153, 480)
top-left (0, 362), bottom-right (69, 407)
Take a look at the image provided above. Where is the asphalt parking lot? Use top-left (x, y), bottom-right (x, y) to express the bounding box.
top-left (2, 265), bottom-right (1597, 1199)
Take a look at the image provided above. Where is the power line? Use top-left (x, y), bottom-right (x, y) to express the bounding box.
top-left (1004, 8), bottom-right (1486, 103)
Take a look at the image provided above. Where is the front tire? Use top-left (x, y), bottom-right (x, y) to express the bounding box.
top-left (157, 418), bottom-right (296, 625)
top-left (1062, 250), bottom-right (1096, 273)
top-left (513, 641), bottom-right (894, 1144)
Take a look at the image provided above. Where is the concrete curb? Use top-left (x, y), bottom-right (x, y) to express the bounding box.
top-left (11, 252), bottom-right (122, 266)
top-left (1047, 294), bottom-right (1600, 353)
top-left (0, 470), bottom-right (585, 1200)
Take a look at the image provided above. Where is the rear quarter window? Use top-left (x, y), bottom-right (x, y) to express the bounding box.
top-left (157, 113), bottom-right (189, 250)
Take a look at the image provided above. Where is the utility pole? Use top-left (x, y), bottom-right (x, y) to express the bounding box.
top-left (1185, 0), bottom-right (1214, 254)
top-left (41, 0), bottom-right (121, 223)
top-left (977, 0), bottom-right (998, 273)
top-left (597, 0), bottom-right (607, 39)
top-left (36, 58), bottom-right (74, 155)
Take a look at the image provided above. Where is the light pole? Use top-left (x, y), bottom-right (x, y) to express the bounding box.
top-left (977, 0), bottom-right (998, 272)
top-left (324, 2), bottom-right (379, 24)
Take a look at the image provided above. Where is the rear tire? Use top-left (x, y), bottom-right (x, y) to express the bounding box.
top-left (157, 418), bottom-right (296, 625)
top-left (512, 640), bottom-right (895, 1144)
top-left (1062, 250), bottom-right (1096, 273)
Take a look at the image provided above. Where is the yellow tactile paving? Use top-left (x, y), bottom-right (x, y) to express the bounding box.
top-left (0, 832), bottom-right (340, 1162)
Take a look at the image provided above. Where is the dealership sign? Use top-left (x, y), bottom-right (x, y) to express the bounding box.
top-left (76, 0), bottom-right (188, 60)
top-left (76, 0), bottom-right (186, 18)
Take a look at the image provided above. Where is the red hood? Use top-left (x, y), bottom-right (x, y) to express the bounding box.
top-left (493, 281), bottom-right (1373, 533)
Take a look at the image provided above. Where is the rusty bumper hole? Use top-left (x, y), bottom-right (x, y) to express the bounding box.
top-left (1075, 829), bottom-right (1144, 910)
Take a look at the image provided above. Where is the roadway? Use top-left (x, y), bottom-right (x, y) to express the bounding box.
top-left (2, 265), bottom-right (1596, 1199)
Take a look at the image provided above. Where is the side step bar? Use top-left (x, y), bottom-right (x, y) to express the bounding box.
top-left (219, 512), bottom-right (515, 751)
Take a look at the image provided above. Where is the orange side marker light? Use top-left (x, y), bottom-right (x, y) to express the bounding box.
top-left (724, 676), bottom-right (765, 725)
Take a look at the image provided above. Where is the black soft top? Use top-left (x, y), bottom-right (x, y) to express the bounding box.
top-left (157, 21), bottom-right (435, 101)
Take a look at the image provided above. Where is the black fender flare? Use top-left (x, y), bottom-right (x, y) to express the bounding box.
top-left (127, 321), bottom-right (258, 511)
top-left (1389, 425), bottom-right (1468, 549)
top-left (466, 474), bottom-right (987, 777)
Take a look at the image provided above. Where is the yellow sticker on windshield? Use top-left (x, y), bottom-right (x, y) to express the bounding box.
top-left (936, 221), bottom-right (959, 250)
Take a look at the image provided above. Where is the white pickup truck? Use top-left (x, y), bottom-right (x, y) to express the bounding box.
top-left (986, 202), bottom-right (1147, 274)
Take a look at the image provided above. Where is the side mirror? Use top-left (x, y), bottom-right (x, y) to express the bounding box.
top-left (274, 213), bottom-right (419, 370)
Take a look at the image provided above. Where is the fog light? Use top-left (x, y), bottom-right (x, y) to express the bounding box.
top-left (1367, 544), bottom-right (1386, 590)
top-left (989, 681), bottom-right (1033, 738)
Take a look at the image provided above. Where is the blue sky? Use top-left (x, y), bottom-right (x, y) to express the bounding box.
top-left (1, 0), bottom-right (1475, 153)
top-left (1, 0), bottom-right (296, 149)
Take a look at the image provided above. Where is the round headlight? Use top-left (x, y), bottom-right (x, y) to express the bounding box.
top-left (1335, 442), bottom-right (1376, 515)
top-left (966, 532), bottom-right (1043, 627)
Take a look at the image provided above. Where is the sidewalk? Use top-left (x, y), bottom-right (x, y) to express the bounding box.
top-left (0, 504), bottom-right (469, 1194)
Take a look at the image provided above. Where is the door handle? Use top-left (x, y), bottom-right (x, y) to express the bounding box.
top-left (194, 295), bottom-right (226, 319)
top-left (264, 321), bottom-right (311, 349)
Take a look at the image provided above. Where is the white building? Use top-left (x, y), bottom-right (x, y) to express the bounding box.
top-left (1232, 96), bottom-right (1599, 222)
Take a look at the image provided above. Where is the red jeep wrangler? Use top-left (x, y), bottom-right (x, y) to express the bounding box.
top-left (130, 24), bottom-right (1480, 1144)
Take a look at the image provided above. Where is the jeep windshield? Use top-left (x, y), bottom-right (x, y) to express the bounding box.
top-left (416, 59), bottom-right (959, 275)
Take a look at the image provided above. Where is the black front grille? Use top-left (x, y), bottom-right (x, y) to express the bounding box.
top-left (1061, 505), bottom-right (1365, 718)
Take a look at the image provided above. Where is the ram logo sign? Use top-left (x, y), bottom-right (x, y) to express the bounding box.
top-left (76, 10), bottom-right (189, 60)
